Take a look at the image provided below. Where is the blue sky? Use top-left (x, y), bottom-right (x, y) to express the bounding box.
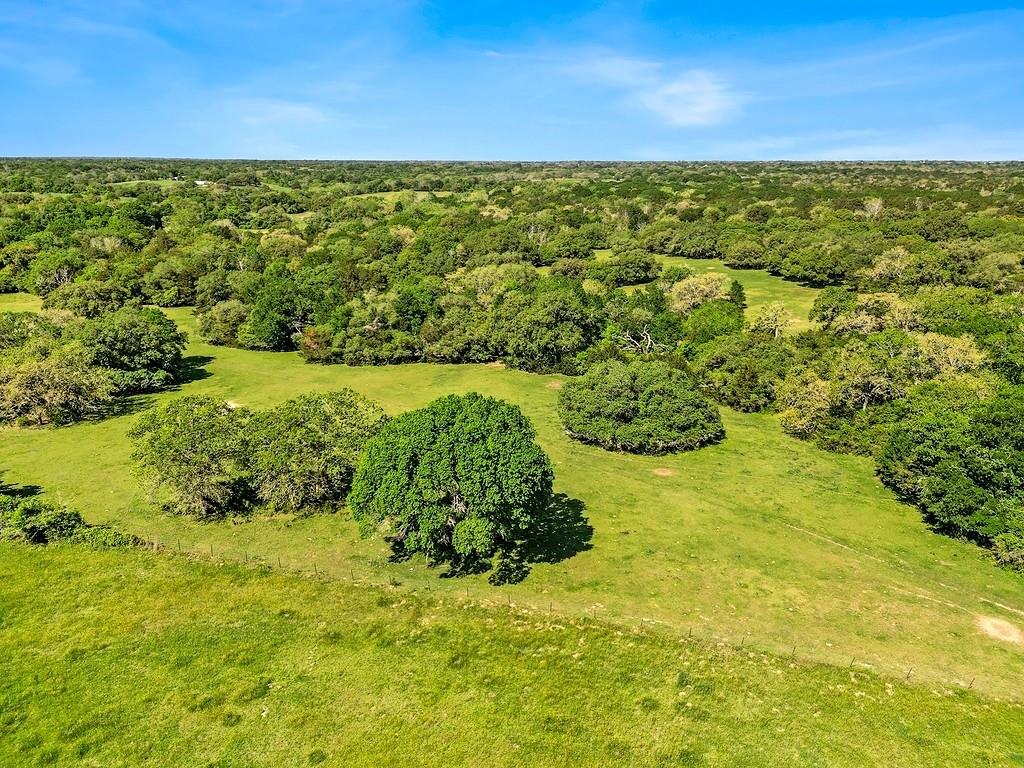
top-left (1, 1), bottom-right (1022, 159)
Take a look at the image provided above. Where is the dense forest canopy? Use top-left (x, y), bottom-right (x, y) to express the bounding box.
top-left (3, 158), bottom-right (1024, 571)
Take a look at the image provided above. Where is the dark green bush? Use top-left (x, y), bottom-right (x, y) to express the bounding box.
top-left (876, 386), bottom-right (1024, 556)
top-left (77, 306), bottom-right (187, 393)
top-left (693, 333), bottom-right (796, 411)
top-left (558, 359), bottom-right (724, 454)
top-left (0, 495), bottom-right (137, 548)
top-left (349, 393), bottom-right (553, 565)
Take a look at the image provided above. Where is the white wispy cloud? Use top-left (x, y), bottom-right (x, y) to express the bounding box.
top-left (570, 54), bottom-right (662, 87)
top-left (569, 54), bottom-right (741, 127)
top-left (633, 70), bottom-right (739, 126)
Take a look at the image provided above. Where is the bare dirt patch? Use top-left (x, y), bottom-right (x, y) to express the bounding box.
top-left (485, 361), bottom-right (505, 369)
top-left (545, 380), bottom-right (563, 390)
top-left (977, 616), bottom-right (1024, 645)
top-left (225, 400), bottom-right (243, 409)
top-left (652, 468), bottom-right (673, 477)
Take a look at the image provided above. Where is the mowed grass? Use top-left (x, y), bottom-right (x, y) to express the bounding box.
top-left (2, 304), bottom-right (1024, 698)
top-left (0, 292), bottom-right (42, 313)
top-left (664, 256), bottom-right (820, 331)
top-left (2, 543), bottom-right (1023, 768)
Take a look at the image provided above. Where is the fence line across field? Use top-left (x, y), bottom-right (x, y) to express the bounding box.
top-left (140, 532), bottom-right (987, 698)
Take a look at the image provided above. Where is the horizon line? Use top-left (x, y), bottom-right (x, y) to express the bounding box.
top-left (3, 156), bottom-right (1024, 164)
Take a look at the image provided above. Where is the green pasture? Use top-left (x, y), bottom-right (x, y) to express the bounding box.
top-left (1, 544), bottom-right (1022, 767)
top-left (1, 305), bottom-right (1022, 698)
top-left (0, 293), bottom-right (43, 313)
top-left (666, 256), bottom-right (820, 331)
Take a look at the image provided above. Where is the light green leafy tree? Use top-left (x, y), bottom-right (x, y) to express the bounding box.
top-left (249, 390), bottom-right (387, 513)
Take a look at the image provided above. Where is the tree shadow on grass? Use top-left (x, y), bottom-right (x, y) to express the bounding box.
top-left (436, 493), bottom-right (593, 584)
top-left (521, 493), bottom-right (593, 565)
top-left (99, 394), bottom-right (154, 420)
top-left (0, 473), bottom-right (41, 499)
top-left (175, 355), bottom-right (214, 386)
top-left (93, 356), bottom-right (215, 421)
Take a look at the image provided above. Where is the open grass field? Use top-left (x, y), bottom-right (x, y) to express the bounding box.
top-left (2, 301), bottom-right (1023, 699)
top-left (602, 252), bottom-right (820, 331)
top-left (0, 292), bottom-right (42, 313)
top-left (666, 256), bottom-right (821, 332)
top-left (2, 543), bottom-right (1023, 767)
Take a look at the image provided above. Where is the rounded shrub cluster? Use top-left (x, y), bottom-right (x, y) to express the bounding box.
top-left (557, 359), bottom-right (724, 454)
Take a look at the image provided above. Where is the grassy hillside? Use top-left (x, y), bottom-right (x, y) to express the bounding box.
top-left (1, 306), bottom-right (1023, 698)
top-left (2, 543), bottom-right (1022, 768)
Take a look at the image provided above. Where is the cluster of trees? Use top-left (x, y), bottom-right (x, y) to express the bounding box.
top-left (0, 303), bottom-right (185, 425)
top-left (130, 390), bottom-right (386, 518)
top-left (130, 390), bottom-right (556, 572)
top-left (4, 159), bottom-right (1024, 571)
top-left (876, 384), bottom-right (1024, 570)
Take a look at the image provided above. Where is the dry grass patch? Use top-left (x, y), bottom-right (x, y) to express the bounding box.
top-left (978, 616), bottom-right (1024, 646)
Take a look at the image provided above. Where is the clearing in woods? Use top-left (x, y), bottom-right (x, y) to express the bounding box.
top-left (666, 255), bottom-right (821, 331)
top-left (596, 250), bottom-right (821, 332)
top-left (1, 299), bottom-right (1022, 698)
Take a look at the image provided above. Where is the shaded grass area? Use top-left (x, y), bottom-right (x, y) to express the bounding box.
top-left (1, 543), bottom-right (1023, 768)
top-left (2, 307), bottom-right (1023, 697)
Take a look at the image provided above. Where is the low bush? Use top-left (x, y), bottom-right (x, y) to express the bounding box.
top-left (558, 359), bottom-right (724, 454)
top-left (0, 494), bottom-right (137, 548)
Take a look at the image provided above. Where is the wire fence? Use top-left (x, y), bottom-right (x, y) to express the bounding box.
top-left (133, 531), bottom-right (993, 698)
